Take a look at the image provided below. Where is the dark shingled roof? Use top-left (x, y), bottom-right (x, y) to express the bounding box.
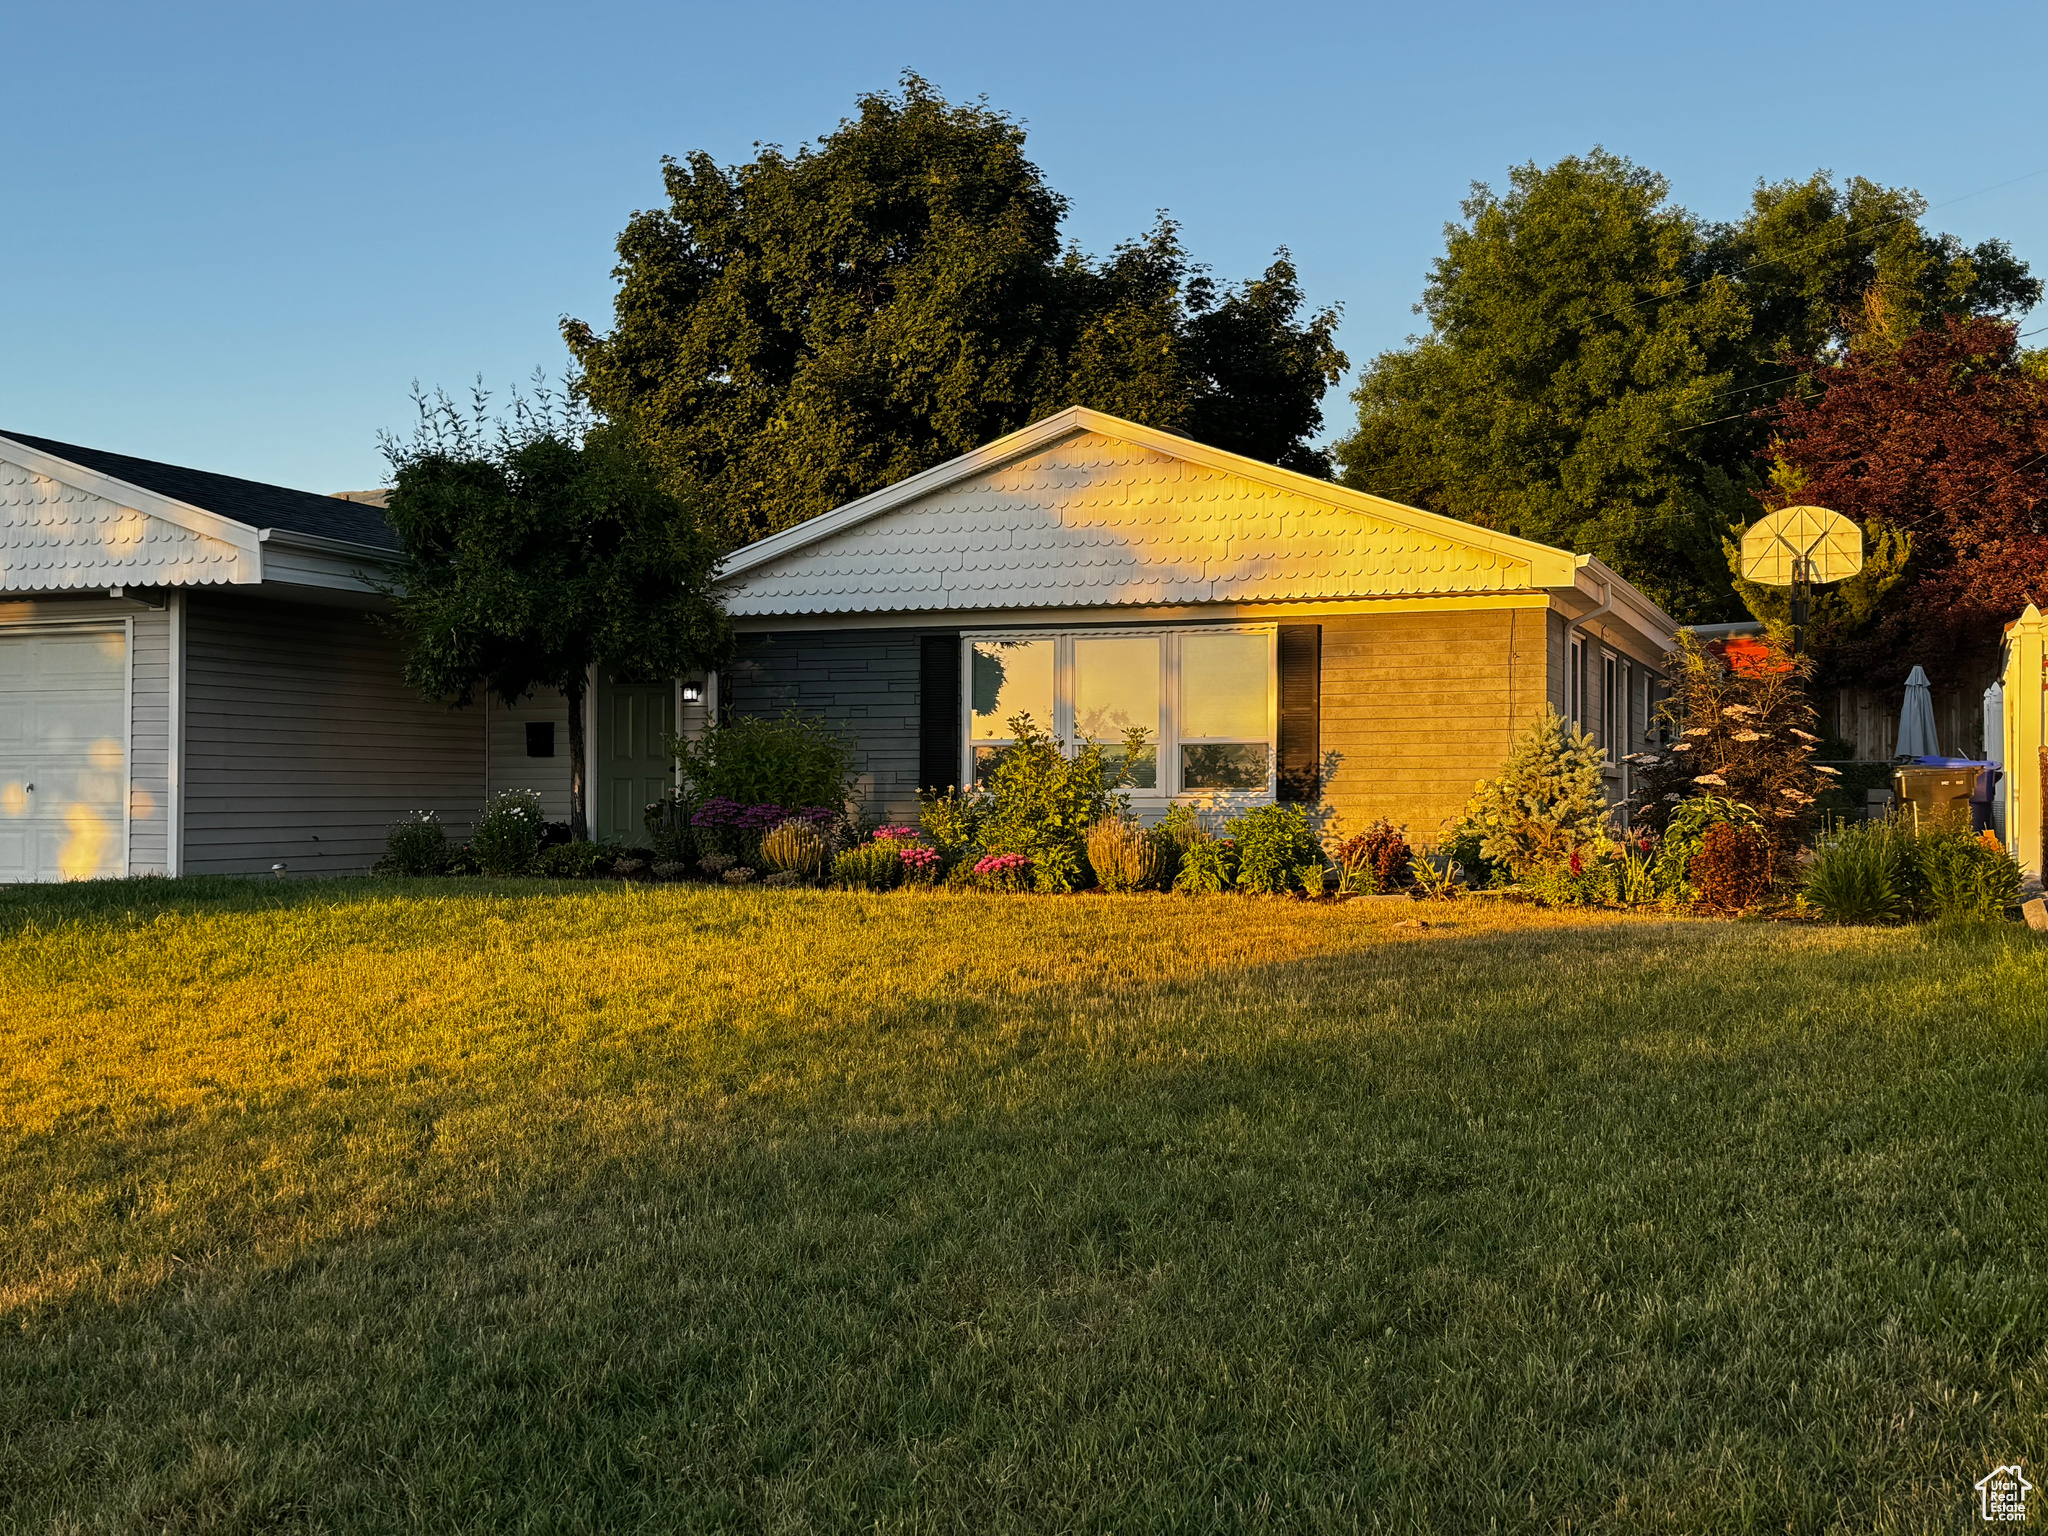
top-left (0, 430), bottom-right (401, 552)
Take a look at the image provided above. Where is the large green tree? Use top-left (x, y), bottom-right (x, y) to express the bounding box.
top-left (1334, 155), bottom-right (2038, 620)
top-left (383, 398), bottom-right (730, 841)
top-left (564, 75), bottom-right (1346, 546)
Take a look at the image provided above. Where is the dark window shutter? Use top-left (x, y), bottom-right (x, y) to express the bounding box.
top-left (919, 633), bottom-right (962, 791)
top-left (1276, 624), bottom-right (1321, 803)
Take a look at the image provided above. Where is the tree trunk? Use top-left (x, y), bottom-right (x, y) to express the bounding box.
top-left (566, 672), bottom-right (589, 843)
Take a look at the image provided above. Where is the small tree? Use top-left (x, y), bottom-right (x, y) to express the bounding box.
top-left (1629, 624), bottom-right (1822, 856)
top-left (1460, 707), bottom-right (1610, 878)
top-left (383, 389), bottom-right (730, 841)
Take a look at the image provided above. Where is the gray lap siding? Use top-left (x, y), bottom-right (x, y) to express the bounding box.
top-left (182, 591), bottom-right (485, 875)
top-left (726, 630), bottom-right (925, 822)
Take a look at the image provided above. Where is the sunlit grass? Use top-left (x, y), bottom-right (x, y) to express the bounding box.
top-left (4, 878), bottom-right (2045, 1531)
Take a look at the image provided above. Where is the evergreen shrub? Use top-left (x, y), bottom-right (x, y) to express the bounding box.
top-left (1461, 708), bottom-right (1609, 879)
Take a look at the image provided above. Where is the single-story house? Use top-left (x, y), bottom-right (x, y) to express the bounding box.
top-left (0, 431), bottom-right (686, 880)
top-left (717, 408), bottom-right (1676, 838)
top-left (1, 408), bottom-right (1675, 882)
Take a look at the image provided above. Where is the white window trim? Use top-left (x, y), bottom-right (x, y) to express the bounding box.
top-left (1600, 648), bottom-right (1619, 765)
top-left (960, 624), bottom-right (1278, 803)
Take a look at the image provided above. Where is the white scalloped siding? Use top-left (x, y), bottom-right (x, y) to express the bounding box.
top-left (0, 455), bottom-right (246, 591)
top-left (729, 431), bottom-right (1536, 616)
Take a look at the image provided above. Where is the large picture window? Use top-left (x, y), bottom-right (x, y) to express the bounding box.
top-left (965, 626), bottom-right (1274, 798)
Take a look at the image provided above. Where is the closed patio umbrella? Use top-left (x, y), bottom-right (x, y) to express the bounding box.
top-left (1896, 666), bottom-right (1940, 758)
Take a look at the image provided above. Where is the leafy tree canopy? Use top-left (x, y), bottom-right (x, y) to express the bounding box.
top-left (564, 74), bottom-right (1346, 546)
top-left (1334, 153), bottom-right (2039, 621)
top-left (382, 388), bottom-right (731, 839)
top-left (1755, 316), bottom-right (2048, 686)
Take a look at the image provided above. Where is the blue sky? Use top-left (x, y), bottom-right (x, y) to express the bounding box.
top-left (6, 0), bottom-right (2045, 493)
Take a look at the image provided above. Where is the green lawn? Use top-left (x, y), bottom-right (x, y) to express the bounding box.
top-left (3, 880), bottom-right (2044, 1532)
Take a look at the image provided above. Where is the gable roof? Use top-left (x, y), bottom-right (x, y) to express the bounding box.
top-left (721, 408), bottom-right (1677, 637)
top-left (0, 430), bottom-right (399, 551)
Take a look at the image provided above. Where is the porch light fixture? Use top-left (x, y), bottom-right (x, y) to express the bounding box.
top-left (681, 679), bottom-right (704, 704)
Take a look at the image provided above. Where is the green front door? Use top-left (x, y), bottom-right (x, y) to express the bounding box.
top-left (596, 678), bottom-right (675, 846)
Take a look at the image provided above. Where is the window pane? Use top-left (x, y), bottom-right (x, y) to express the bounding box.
top-left (973, 744), bottom-right (1007, 784)
top-left (1180, 632), bottom-right (1268, 739)
top-left (970, 640), bottom-right (1054, 741)
top-left (1074, 636), bottom-right (1160, 741)
top-left (1182, 742), bottom-right (1269, 790)
top-left (1102, 741), bottom-right (1158, 790)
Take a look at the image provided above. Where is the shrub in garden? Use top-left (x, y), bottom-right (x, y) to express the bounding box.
top-left (833, 841), bottom-right (901, 891)
top-left (1921, 828), bottom-right (2022, 920)
top-left (898, 846), bottom-right (943, 886)
top-left (760, 819), bottom-right (830, 880)
top-left (1086, 819), bottom-right (1167, 893)
top-left (672, 711), bottom-right (855, 816)
top-left (535, 840), bottom-right (614, 879)
top-left (1172, 836), bottom-right (1237, 895)
top-left (1628, 624), bottom-right (1825, 857)
top-left (1460, 708), bottom-right (1609, 879)
top-left (1652, 795), bottom-right (1764, 902)
top-left (381, 811), bottom-right (447, 876)
top-left (1617, 843), bottom-right (1659, 906)
top-left (1522, 846), bottom-right (1618, 907)
top-left (971, 852), bottom-right (1033, 892)
top-left (918, 787), bottom-right (985, 863)
top-left (691, 797), bottom-right (833, 862)
top-left (1332, 819), bottom-right (1411, 894)
top-left (1802, 821), bottom-right (1906, 923)
top-left (1435, 821), bottom-right (1498, 888)
top-left (1228, 804), bottom-right (1322, 895)
top-left (872, 825), bottom-right (943, 886)
top-left (975, 715), bottom-right (1127, 893)
top-left (645, 798), bottom-right (696, 864)
top-left (1411, 854), bottom-right (1462, 901)
top-left (1689, 821), bottom-right (1775, 912)
top-left (471, 789), bottom-right (546, 876)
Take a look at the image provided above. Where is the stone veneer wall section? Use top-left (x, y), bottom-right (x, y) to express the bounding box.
top-left (725, 630), bottom-right (927, 823)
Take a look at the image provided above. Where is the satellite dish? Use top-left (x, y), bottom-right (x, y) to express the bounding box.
top-left (1740, 506), bottom-right (1863, 587)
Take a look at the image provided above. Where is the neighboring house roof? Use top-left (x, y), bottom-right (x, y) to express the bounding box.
top-left (722, 406), bottom-right (1675, 642)
top-left (0, 431), bottom-right (398, 596)
top-left (0, 431), bottom-right (400, 550)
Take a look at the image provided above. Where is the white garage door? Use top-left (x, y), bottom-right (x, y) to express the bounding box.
top-left (0, 628), bottom-right (127, 882)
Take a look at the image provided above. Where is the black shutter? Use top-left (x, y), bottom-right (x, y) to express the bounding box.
top-left (919, 633), bottom-right (962, 791)
top-left (1276, 624), bottom-right (1322, 803)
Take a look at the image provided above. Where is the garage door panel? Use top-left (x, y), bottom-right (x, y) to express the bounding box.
top-left (27, 764), bottom-right (125, 803)
top-left (25, 699), bottom-right (125, 752)
top-left (36, 630), bottom-right (128, 679)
